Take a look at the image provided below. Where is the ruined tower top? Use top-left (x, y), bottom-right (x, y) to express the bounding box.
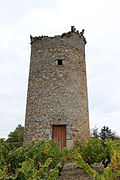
top-left (30, 26), bottom-right (87, 45)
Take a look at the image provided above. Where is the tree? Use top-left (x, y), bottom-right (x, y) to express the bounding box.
top-left (6, 124), bottom-right (24, 149)
top-left (90, 127), bottom-right (99, 138)
top-left (99, 126), bottom-right (119, 140)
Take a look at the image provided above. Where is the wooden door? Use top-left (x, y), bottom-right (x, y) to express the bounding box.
top-left (52, 125), bottom-right (66, 149)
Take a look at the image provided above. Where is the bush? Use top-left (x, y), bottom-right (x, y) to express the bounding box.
top-left (1, 139), bottom-right (120, 179)
top-left (75, 138), bottom-right (110, 166)
top-left (0, 140), bottom-right (67, 179)
top-left (74, 140), bottom-right (120, 179)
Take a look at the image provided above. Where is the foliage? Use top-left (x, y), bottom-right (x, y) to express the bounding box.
top-left (91, 127), bottom-right (99, 138)
top-left (0, 138), bottom-right (9, 167)
top-left (99, 126), bottom-right (119, 140)
top-left (91, 126), bottom-right (119, 141)
top-left (74, 140), bottom-right (120, 179)
top-left (101, 141), bottom-right (120, 179)
top-left (73, 149), bottom-right (100, 179)
top-left (75, 138), bottom-right (110, 166)
top-left (6, 124), bottom-right (24, 149)
top-left (99, 126), bottom-right (112, 140)
top-left (0, 140), bottom-right (66, 179)
top-left (16, 157), bottom-right (59, 179)
top-left (1, 137), bottom-right (120, 179)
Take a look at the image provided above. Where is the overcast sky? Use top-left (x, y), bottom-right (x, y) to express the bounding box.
top-left (0, 0), bottom-right (120, 138)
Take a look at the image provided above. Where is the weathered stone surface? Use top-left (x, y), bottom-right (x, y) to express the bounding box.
top-left (24, 26), bottom-right (90, 147)
top-left (59, 162), bottom-right (92, 180)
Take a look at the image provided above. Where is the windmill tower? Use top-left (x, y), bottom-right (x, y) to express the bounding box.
top-left (24, 26), bottom-right (90, 149)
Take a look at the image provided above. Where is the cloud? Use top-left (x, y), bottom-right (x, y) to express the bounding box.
top-left (0, 0), bottom-right (120, 138)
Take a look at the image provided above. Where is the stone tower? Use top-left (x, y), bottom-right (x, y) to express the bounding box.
top-left (24, 26), bottom-right (90, 148)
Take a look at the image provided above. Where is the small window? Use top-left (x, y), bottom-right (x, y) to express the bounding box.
top-left (57, 59), bottom-right (63, 65)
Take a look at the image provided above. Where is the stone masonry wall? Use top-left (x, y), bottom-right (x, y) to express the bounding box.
top-left (24, 27), bottom-right (90, 148)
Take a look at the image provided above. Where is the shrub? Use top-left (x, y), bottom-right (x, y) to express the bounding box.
top-left (75, 138), bottom-right (110, 166)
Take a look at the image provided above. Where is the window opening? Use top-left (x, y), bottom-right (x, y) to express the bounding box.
top-left (57, 59), bottom-right (63, 65)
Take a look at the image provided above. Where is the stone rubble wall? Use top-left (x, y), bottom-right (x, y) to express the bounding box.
top-left (24, 27), bottom-right (90, 147)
